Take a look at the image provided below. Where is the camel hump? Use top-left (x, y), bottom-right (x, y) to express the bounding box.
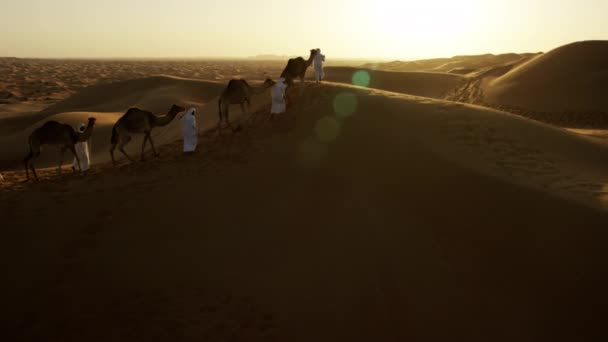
top-left (38, 120), bottom-right (64, 131)
top-left (41, 120), bottom-right (60, 127)
top-left (226, 79), bottom-right (248, 91)
top-left (228, 79), bottom-right (247, 86)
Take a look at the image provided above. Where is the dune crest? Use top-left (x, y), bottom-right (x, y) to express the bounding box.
top-left (0, 76), bottom-right (272, 170)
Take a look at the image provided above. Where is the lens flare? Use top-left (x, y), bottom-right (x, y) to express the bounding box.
top-left (315, 116), bottom-right (341, 143)
top-left (333, 92), bottom-right (358, 118)
top-left (352, 70), bottom-right (371, 87)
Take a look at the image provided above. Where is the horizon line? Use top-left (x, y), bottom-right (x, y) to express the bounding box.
top-left (0, 51), bottom-right (545, 62)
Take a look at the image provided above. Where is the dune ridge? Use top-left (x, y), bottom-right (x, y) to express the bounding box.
top-left (0, 76), bottom-right (272, 170)
top-left (361, 53), bottom-right (541, 74)
top-left (445, 41), bottom-right (608, 127)
top-left (323, 67), bottom-right (464, 99)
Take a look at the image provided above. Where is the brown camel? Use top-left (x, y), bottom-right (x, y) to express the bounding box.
top-left (110, 104), bottom-right (185, 165)
top-left (280, 49), bottom-right (318, 89)
top-left (217, 78), bottom-right (273, 135)
top-left (24, 117), bottom-right (97, 181)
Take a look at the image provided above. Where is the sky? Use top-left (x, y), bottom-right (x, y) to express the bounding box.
top-left (0, 0), bottom-right (606, 60)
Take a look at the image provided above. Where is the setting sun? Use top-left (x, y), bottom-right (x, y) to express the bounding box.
top-left (1, 0), bottom-right (607, 59)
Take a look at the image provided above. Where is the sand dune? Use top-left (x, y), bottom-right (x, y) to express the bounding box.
top-left (323, 67), bottom-right (464, 98)
top-left (362, 53), bottom-right (540, 74)
top-left (40, 76), bottom-right (225, 115)
top-left (485, 40), bottom-right (608, 113)
top-left (443, 41), bottom-right (608, 128)
top-left (0, 76), bottom-right (272, 170)
top-left (2, 82), bottom-right (608, 341)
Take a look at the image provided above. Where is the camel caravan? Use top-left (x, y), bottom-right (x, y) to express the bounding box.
top-left (21, 48), bottom-right (325, 181)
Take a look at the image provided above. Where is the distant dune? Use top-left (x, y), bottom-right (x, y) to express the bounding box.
top-left (485, 40), bottom-right (608, 113)
top-left (441, 41), bottom-right (608, 127)
top-left (323, 67), bottom-right (465, 98)
top-left (362, 53), bottom-right (541, 74)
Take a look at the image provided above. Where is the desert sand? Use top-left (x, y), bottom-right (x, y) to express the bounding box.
top-left (2, 42), bottom-right (608, 341)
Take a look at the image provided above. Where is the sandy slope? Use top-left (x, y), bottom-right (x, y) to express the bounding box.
top-left (2, 83), bottom-right (608, 341)
top-left (485, 40), bottom-right (608, 113)
top-left (361, 53), bottom-right (540, 74)
top-left (0, 76), bottom-right (273, 170)
top-left (323, 66), bottom-right (464, 98)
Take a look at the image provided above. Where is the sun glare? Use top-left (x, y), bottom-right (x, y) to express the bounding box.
top-left (362, 0), bottom-right (481, 57)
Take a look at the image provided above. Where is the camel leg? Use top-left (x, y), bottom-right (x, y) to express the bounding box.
top-left (218, 102), bottom-right (228, 137)
top-left (119, 135), bottom-right (135, 162)
top-left (226, 114), bottom-right (238, 133)
top-left (24, 149), bottom-right (33, 181)
top-left (110, 141), bottom-right (118, 166)
top-left (57, 148), bottom-right (65, 176)
top-left (25, 147), bottom-right (40, 181)
top-left (299, 76), bottom-right (305, 95)
top-left (31, 164), bottom-right (39, 182)
top-left (224, 105), bottom-right (233, 133)
top-left (242, 102), bottom-right (252, 124)
top-left (147, 133), bottom-right (159, 157)
top-left (140, 133), bottom-right (149, 161)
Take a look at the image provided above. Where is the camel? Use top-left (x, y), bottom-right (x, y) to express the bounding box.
top-left (110, 104), bottom-right (185, 165)
top-left (280, 49), bottom-right (318, 89)
top-left (217, 78), bottom-right (274, 135)
top-left (24, 117), bottom-right (97, 181)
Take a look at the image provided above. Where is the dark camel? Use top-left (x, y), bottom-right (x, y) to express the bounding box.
top-left (24, 117), bottom-right (97, 181)
top-left (217, 79), bottom-right (273, 135)
top-left (110, 104), bottom-right (185, 165)
top-left (280, 49), bottom-right (318, 89)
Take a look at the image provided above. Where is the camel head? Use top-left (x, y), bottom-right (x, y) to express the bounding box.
top-left (308, 49), bottom-right (319, 60)
top-left (169, 104), bottom-right (186, 116)
top-left (76, 117), bottom-right (97, 142)
top-left (263, 78), bottom-right (275, 88)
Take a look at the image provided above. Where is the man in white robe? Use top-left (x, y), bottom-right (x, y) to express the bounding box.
top-left (313, 48), bottom-right (326, 82)
top-left (271, 78), bottom-right (287, 115)
top-left (182, 107), bottom-right (198, 153)
top-left (72, 123), bottom-right (90, 172)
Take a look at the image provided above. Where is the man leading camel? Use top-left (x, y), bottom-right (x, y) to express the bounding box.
top-left (182, 107), bottom-right (198, 154)
top-left (271, 78), bottom-right (287, 116)
top-left (72, 122), bottom-right (91, 172)
top-left (313, 48), bottom-right (326, 82)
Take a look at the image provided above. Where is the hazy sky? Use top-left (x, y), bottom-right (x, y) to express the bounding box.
top-left (0, 0), bottom-right (606, 59)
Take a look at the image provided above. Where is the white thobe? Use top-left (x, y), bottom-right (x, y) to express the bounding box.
top-left (271, 82), bottom-right (287, 114)
top-left (182, 112), bottom-right (198, 152)
top-left (73, 141), bottom-right (90, 171)
top-left (314, 54), bottom-right (325, 81)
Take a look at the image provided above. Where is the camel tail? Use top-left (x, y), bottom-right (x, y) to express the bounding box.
top-left (110, 125), bottom-right (119, 144)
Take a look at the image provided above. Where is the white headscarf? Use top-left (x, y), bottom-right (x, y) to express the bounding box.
top-left (183, 107), bottom-right (196, 118)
